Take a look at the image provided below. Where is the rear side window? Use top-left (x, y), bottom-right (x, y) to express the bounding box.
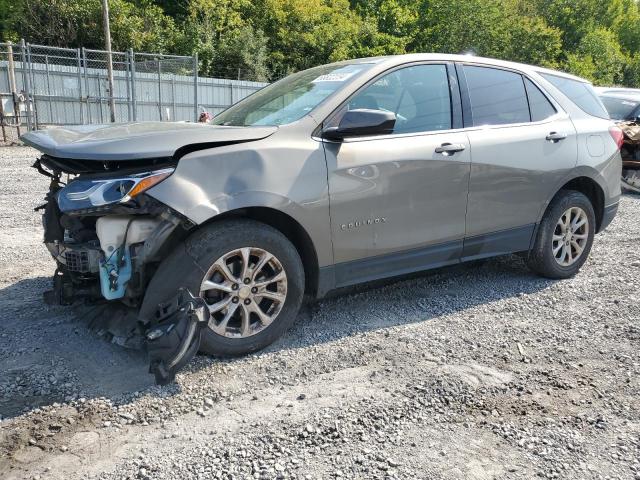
top-left (463, 65), bottom-right (530, 126)
top-left (540, 73), bottom-right (609, 119)
top-left (524, 78), bottom-right (556, 121)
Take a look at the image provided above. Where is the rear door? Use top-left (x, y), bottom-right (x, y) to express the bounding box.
top-left (458, 64), bottom-right (578, 259)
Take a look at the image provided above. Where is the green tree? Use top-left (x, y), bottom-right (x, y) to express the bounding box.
top-left (258, 0), bottom-right (363, 76)
top-left (4, 0), bottom-right (178, 52)
top-left (153, 0), bottom-right (191, 19)
top-left (623, 53), bottom-right (640, 88)
top-left (533, 0), bottom-right (603, 49)
top-left (504, 16), bottom-right (563, 68)
top-left (351, 0), bottom-right (418, 39)
top-left (410, 0), bottom-right (561, 68)
top-left (5, 0), bottom-right (102, 48)
top-left (2, 0), bottom-right (640, 87)
top-left (109, 0), bottom-right (181, 53)
top-left (614, 0), bottom-right (640, 53)
top-left (565, 28), bottom-right (626, 85)
top-left (411, 0), bottom-right (511, 57)
top-left (213, 26), bottom-right (270, 81)
top-left (179, 0), bottom-right (257, 76)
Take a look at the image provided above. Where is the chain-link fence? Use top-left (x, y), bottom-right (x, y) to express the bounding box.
top-left (0, 40), bottom-right (268, 145)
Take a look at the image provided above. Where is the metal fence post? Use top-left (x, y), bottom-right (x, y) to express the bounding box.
top-left (26, 42), bottom-right (39, 128)
top-left (20, 40), bottom-right (33, 130)
top-left (96, 65), bottom-right (104, 124)
top-left (129, 49), bottom-right (137, 122)
top-left (82, 47), bottom-right (92, 124)
top-left (157, 58), bottom-right (163, 120)
top-left (171, 78), bottom-right (175, 121)
top-left (44, 54), bottom-right (53, 124)
top-left (193, 53), bottom-right (198, 122)
top-left (77, 48), bottom-right (84, 124)
top-left (125, 50), bottom-right (131, 122)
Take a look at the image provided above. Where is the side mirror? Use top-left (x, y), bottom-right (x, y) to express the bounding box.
top-left (322, 109), bottom-right (396, 141)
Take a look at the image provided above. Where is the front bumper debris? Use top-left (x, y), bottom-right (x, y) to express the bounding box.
top-left (34, 155), bottom-right (205, 385)
top-left (146, 288), bottom-right (209, 385)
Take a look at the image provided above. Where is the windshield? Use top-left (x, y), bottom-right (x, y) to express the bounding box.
top-left (600, 96), bottom-right (640, 120)
top-left (211, 63), bottom-right (373, 127)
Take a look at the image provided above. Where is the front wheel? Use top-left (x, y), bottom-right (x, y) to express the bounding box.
top-left (140, 219), bottom-right (304, 356)
top-left (527, 190), bottom-right (596, 279)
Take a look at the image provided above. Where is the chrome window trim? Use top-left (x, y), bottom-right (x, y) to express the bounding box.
top-left (317, 115), bottom-right (563, 144)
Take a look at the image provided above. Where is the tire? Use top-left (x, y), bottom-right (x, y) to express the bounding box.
top-left (139, 219), bottom-right (304, 356)
top-left (527, 190), bottom-right (596, 279)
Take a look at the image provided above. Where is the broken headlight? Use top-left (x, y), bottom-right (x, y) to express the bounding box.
top-left (57, 168), bottom-right (174, 212)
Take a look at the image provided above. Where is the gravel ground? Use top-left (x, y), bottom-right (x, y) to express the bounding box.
top-left (0, 146), bottom-right (639, 480)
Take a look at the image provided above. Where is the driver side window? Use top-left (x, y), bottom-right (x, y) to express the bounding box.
top-left (342, 64), bottom-right (452, 134)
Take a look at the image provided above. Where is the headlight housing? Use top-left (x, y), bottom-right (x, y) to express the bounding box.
top-left (57, 168), bottom-right (174, 212)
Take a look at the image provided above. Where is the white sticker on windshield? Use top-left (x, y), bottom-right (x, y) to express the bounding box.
top-left (312, 72), bottom-right (357, 83)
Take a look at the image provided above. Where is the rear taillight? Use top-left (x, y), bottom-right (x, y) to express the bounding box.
top-left (609, 125), bottom-right (624, 150)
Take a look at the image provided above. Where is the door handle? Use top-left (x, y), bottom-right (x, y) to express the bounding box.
top-left (435, 143), bottom-right (466, 155)
top-left (546, 131), bottom-right (567, 142)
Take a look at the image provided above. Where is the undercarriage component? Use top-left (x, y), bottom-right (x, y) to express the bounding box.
top-left (43, 268), bottom-right (101, 305)
top-left (146, 288), bottom-right (209, 385)
top-left (63, 246), bottom-right (101, 273)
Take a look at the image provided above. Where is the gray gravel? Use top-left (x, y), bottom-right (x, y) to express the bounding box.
top-left (0, 146), bottom-right (639, 480)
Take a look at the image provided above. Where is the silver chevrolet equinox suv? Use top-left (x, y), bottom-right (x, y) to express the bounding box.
top-left (24, 54), bottom-right (622, 357)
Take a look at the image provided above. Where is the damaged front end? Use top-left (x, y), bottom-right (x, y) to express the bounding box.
top-left (35, 154), bottom-right (205, 384)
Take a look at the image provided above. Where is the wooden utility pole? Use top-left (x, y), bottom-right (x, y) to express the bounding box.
top-left (102, 0), bottom-right (116, 123)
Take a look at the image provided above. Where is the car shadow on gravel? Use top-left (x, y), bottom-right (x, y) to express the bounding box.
top-left (0, 277), bottom-right (156, 419)
top-left (0, 255), bottom-right (555, 420)
top-left (265, 254), bottom-right (555, 352)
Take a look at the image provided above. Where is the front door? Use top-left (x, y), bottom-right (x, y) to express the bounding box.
top-left (322, 63), bottom-right (471, 287)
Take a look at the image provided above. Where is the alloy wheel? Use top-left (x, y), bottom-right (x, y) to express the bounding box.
top-left (552, 207), bottom-right (589, 267)
top-left (199, 247), bottom-right (287, 338)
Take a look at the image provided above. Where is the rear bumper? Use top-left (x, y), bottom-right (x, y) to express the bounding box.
top-left (599, 202), bottom-right (619, 233)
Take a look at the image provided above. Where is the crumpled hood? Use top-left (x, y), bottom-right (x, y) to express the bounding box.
top-left (21, 122), bottom-right (278, 161)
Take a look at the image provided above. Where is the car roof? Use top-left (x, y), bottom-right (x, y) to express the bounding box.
top-left (338, 53), bottom-right (590, 83)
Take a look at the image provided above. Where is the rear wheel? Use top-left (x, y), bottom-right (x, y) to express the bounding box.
top-left (140, 219), bottom-right (304, 356)
top-left (527, 190), bottom-right (595, 279)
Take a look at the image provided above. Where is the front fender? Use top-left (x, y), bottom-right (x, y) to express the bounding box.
top-left (145, 130), bottom-right (333, 267)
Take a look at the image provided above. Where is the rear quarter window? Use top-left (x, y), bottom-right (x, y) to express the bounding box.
top-left (540, 73), bottom-right (609, 119)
